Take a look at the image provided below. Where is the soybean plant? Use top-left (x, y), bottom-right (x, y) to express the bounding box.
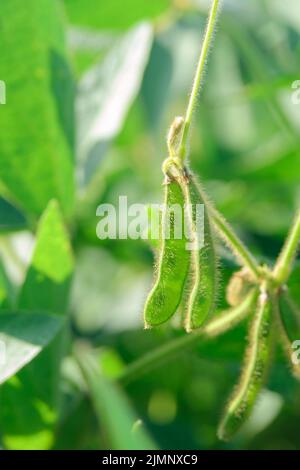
top-left (139, 0), bottom-right (300, 440)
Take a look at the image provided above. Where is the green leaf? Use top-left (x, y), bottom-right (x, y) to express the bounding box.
top-left (0, 200), bottom-right (74, 449)
top-left (287, 262), bottom-right (300, 308)
top-left (64, 0), bottom-right (170, 30)
top-left (0, 262), bottom-right (15, 310)
top-left (141, 37), bottom-right (173, 131)
top-left (0, 0), bottom-right (75, 218)
top-left (18, 200), bottom-right (74, 313)
top-left (279, 290), bottom-right (300, 343)
top-left (0, 312), bottom-right (64, 385)
top-left (71, 247), bottom-right (149, 334)
top-left (53, 396), bottom-right (99, 450)
top-left (76, 348), bottom-right (157, 450)
top-left (77, 22), bottom-right (153, 187)
top-left (0, 338), bottom-right (64, 450)
top-left (68, 28), bottom-right (116, 77)
top-left (0, 312), bottom-right (64, 449)
top-left (0, 198), bottom-right (27, 232)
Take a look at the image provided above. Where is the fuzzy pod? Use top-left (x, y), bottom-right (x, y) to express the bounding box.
top-left (143, 205), bottom-right (161, 250)
top-left (182, 173), bottom-right (219, 332)
top-left (144, 176), bottom-right (190, 328)
top-left (218, 288), bottom-right (274, 441)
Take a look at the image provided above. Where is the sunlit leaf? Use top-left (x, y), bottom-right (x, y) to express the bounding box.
top-left (0, 198), bottom-right (26, 232)
top-left (67, 27), bottom-right (117, 76)
top-left (0, 262), bottom-right (16, 310)
top-left (71, 247), bottom-right (147, 334)
top-left (0, 200), bottom-right (74, 450)
top-left (19, 200), bottom-right (74, 312)
top-left (0, 312), bottom-right (64, 385)
top-left (77, 22), bottom-right (153, 186)
top-left (75, 348), bottom-right (157, 450)
top-left (0, 0), bottom-right (75, 217)
top-left (64, 0), bottom-right (170, 30)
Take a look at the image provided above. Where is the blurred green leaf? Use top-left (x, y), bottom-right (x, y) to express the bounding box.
top-left (77, 22), bottom-right (153, 187)
top-left (76, 347), bottom-right (157, 450)
top-left (68, 27), bottom-right (116, 76)
top-left (0, 198), bottom-right (27, 232)
top-left (287, 262), bottom-right (300, 304)
top-left (71, 247), bottom-right (148, 334)
top-left (0, 311), bottom-right (65, 448)
top-left (19, 200), bottom-right (74, 312)
top-left (54, 396), bottom-right (99, 450)
top-left (0, 262), bottom-right (15, 310)
top-left (0, 312), bottom-right (64, 385)
top-left (0, 200), bottom-right (74, 449)
top-left (64, 0), bottom-right (170, 30)
top-left (0, 0), bottom-right (75, 218)
top-left (0, 338), bottom-right (64, 450)
top-left (279, 290), bottom-right (300, 343)
top-left (141, 37), bottom-right (173, 131)
top-left (0, 0), bottom-right (300, 452)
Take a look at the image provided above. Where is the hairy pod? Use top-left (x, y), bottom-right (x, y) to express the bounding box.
top-left (218, 287), bottom-right (274, 441)
top-left (182, 173), bottom-right (219, 332)
top-left (143, 205), bottom-right (161, 250)
top-left (144, 176), bottom-right (190, 328)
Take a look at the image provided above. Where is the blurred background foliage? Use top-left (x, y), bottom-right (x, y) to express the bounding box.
top-left (0, 0), bottom-right (300, 450)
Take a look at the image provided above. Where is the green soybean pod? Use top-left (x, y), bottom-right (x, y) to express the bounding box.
top-left (218, 288), bottom-right (273, 441)
top-left (144, 176), bottom-right (190, 328)
top-left (182, 174), bottom-right (218, 332)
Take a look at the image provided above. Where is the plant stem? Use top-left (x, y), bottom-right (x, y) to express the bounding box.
top-left (179, 0), bottom-right (221, 161)
top-left (118, 290), bottom-right (257, 386)
top-left (210, 208), bottom-right (261, 280)
top-left (173, 1), bottom-right (259, 280)
top-left (273, 209), bottom-right (300, 285)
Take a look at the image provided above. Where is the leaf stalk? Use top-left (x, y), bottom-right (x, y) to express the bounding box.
top-left (178, 0), bottom-right (221, 162)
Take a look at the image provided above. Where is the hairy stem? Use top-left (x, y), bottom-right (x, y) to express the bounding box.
top-left (179, 0), bottom-right (221, 161)
top-left (118, 290), bottom-right (257, 386)
top-left (210, 208), bottom-right (261, 280)
top-left (273, 209), bottom-right (300, 285)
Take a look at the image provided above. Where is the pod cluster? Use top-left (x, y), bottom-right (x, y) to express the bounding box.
top-left (144, 165), bottom-right (218, 332)
top-left (143, 157), bottom-right (300, 441)
top-left (218, 286), bottom-right (274, 441)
